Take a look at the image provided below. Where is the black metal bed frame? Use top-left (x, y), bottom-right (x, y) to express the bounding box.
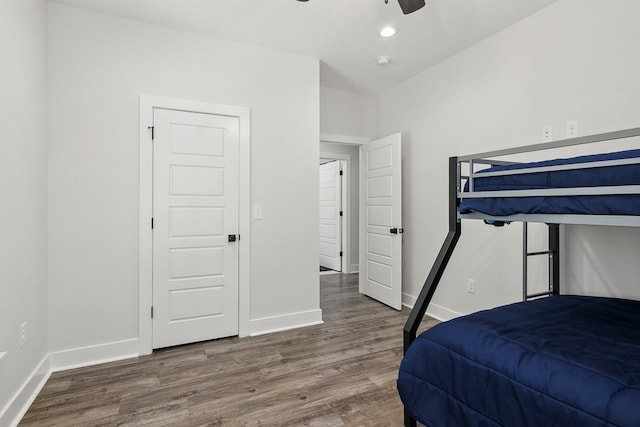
top-left (399, 127), bottom-right (640, 426)
top-left (401, 156), bottom-right (561, 427)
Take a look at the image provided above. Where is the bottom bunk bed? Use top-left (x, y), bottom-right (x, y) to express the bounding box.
top-left (398, 295), bottom-right (640, 427)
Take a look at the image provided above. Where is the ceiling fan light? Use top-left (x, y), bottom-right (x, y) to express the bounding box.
top-left (380, 26), bottom-right (396, 37)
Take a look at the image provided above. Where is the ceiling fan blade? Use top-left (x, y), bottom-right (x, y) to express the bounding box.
top-left (398, 0), bottom-right (426, 14)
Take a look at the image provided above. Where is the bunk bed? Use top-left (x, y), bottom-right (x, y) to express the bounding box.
top-left (398, 128), bottom-right (640, 427)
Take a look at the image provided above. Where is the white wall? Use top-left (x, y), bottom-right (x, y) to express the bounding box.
top-left (319, 143), bottom-right (360, 271)
top-left (0, 0), bottom-right (49, 422)
top-left (321, 86), bottom-right (377, 139)
top-left (47, 4), bottom-right (320, 353)
top-left (377, 0), bottom-right (640, 317)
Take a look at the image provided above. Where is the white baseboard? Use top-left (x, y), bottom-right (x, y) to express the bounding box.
top-left (1, 339), bottom-right (140, 426)
top-left (249, 309), bottom-right (323, 336)
top-left (0, 355), bottom-right (50, 427)
top-left (402, 292), bottom-right (417, 309)
top-left (319, 270), bottom-right (341, 276)
top-left (2, 315), bottom-right (327, 425)
top-left (426, 303), bottom-right (462, 322)
top-left (49, 338), bottom-right (140, 373)
top-left (349, 264), bottom-right (359, 274)
top-left (402, 292), bottom-right (462, 322)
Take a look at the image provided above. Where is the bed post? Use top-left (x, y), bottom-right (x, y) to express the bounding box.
top-left (402, 156), bottom-right (462, 426)
top-left (549, 224), bottom-right (560, 295)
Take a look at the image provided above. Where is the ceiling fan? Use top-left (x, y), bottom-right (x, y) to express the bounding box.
top-left (295, 0), bottom-right (426, 15)
top-left (386, 0), bottom-right (426, 15)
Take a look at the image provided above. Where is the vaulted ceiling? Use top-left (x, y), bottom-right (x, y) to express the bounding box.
top-left (49, 0), bottom-right (558, 94)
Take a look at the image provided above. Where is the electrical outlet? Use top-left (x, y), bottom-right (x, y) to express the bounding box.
top-left (542, 126), bottom-right (553, 142)
top-left (566, 120), bottom-right (579, 138)
top-left (467, 279), bottom-right (476, 294)
top-left (20, 322), bottom-right (27, 347)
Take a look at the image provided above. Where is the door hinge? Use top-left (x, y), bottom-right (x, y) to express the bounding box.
top-left (151, 306), bottom-right (154, 319)
top-left (151, 217), bottom-right (154, 229)
top-left (340, 211), bottom-right (343, 217)
top-left (148, 126), bottom-right (155, 140)
top-left (339, 170), bottom-right (343, 176)
top-left (340, 251), bottom-right (343, 257)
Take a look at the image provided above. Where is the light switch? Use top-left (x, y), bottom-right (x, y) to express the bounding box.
top-left (254, 206), bottom-right (263, 220)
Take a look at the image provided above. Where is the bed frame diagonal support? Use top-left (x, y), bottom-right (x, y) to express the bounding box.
top-left (402, 157), bottom-right (461, 427)
top-left (403, 156), bottom-right (461, 354)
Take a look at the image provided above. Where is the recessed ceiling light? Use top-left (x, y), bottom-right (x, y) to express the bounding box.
top-left (380, 26), bottom-right (396, 38)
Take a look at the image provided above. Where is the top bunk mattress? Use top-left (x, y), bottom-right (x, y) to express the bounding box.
top-left (398, 295), bottom-right (640, 427)
top-left (459, 149), bottom-right (640, 217)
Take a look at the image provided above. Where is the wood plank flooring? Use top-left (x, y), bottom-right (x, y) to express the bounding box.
top-left (21, 273), bottom-right (436, 426)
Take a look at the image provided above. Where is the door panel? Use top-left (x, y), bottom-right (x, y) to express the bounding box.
top-left (171, 166), bottom-right (224, 196)
top-left (360, 134), bottom-right (402, 310)
top-left (169, 287), bottom-right (224, 320)
top-left (170, 207), bottom-right (223, 237)
top-left (170, 124), bottom-right (225, 156)
top-left (169, 247), bottom-right (223, 278)
top-left (319, 160), bottom-right (342, 271)
top-left (367, 234), bottom-right (392, 257)
top-left (153, 108), bottom-right (239, 349)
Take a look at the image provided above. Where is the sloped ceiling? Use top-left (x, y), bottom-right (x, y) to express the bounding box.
top-left (49, 0), bottom-right (559, 94)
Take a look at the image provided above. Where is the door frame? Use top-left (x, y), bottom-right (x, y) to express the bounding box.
top-left (319, 157), bottom-right (347, 273)
top-left (138, 95), bottom-right (251, 355)
top-left (320, 133), bottom-right (370, 276)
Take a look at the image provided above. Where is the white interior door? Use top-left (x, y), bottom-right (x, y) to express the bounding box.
top-left (319, 160), bottom-right (342, 271)
top-left (152, 108), bottom-right (239, 349)
top-left (360, 133), bottom-right (402, 310)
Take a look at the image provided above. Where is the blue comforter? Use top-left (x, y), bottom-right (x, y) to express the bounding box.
top-left (459, 149), bottom-right (640, 216)
top-left (398, 296), bottom-right (640, 426)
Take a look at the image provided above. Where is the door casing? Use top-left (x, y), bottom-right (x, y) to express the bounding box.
top-left (319, 154), bottom-right (350, 273)
top-left (320, 134), bottom-right (370, 277)
top-left (139, 95), bottom-right (251, 355)
top-left (319, 160), bottom-right (343, 272)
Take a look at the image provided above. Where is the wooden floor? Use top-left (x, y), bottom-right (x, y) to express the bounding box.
top-left (21, 273), bottom-right (436, 426)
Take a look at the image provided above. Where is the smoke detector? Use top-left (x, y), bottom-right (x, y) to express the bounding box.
top-left (377, 56), bottom-right (392, 66)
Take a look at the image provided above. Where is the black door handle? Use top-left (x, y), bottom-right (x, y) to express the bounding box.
top-left (390, 228), bottom-right (404, 234)
top-left (228, 234), bottom-right (238, 242)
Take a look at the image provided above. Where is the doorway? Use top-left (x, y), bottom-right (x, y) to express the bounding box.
top-left (320, 133), bottom-right (403, 310)
top-left (320, 140), bottom-right (361, 275)
top-left (139, 95), bottom-right (251, 355)
top-left (319, 159), bottom-right (345, 274)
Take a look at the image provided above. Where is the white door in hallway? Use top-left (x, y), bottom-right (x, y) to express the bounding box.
top-left (360, 133), bottom-right (402, 310)
top-left (152, 108), bottom-right (239, 349)
top-left (319, 160), bottom-right (342, 271)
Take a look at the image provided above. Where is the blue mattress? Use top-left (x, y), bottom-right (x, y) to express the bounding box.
top-left (459, 149), bottom-right (640, 217)
top-left (398, 296), bottom-right (640, 427)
